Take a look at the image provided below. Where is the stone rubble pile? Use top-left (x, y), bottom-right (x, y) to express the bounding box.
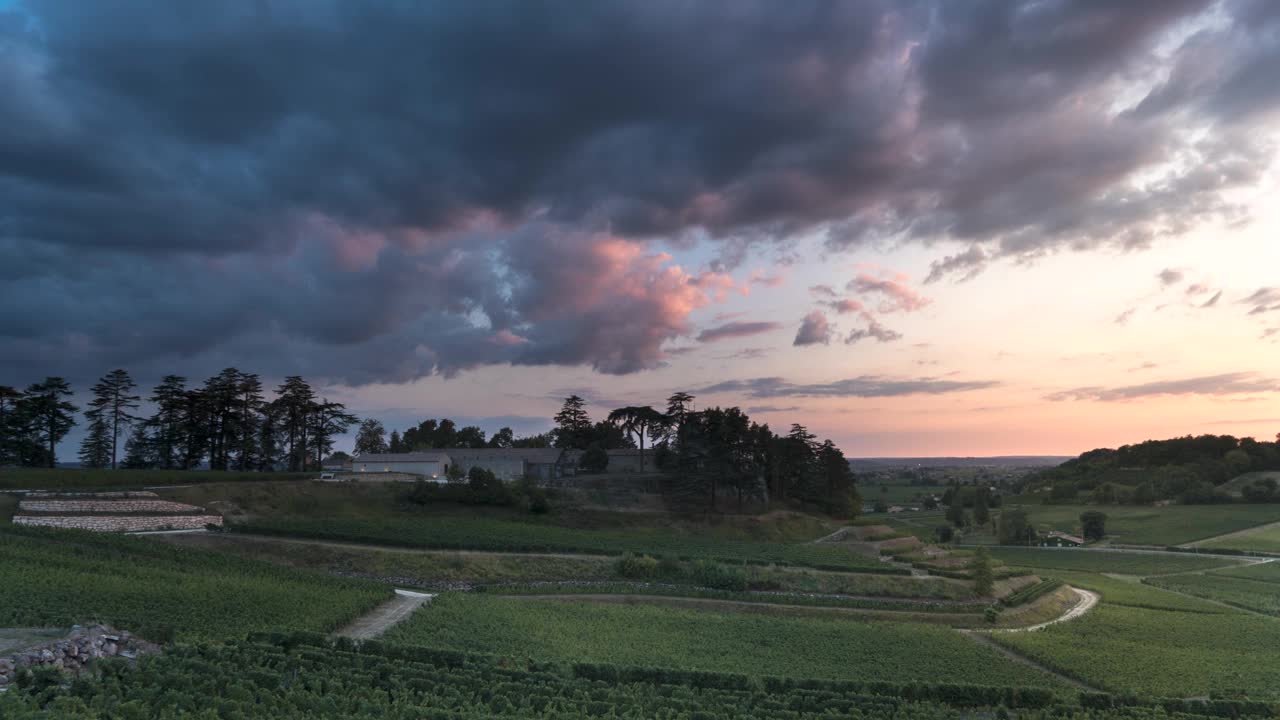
top-left (0, 625), bottom-right (160, 689)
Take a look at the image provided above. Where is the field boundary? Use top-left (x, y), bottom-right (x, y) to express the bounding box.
top-left (1179, 520), bottom-right (1280, 549)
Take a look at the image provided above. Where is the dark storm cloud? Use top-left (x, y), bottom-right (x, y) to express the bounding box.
top-left (700, 376), bottom-right (999, 399)
top-left (1046, 372), bottom-right (1280, 402)
top-left (3, 0), bottom-right (1278, 384)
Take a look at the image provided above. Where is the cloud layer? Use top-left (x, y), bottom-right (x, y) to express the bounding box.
top-left (700, 375), bottom-right (999, 399)
top-left (4, 1), bottom-right (1280, 383)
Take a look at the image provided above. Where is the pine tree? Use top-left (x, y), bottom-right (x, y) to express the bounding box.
top-left (121, 423), bottom-right (154, 469)
top-left (388, 430), bottom-right (404, 453)
top-left (553, 395), bottom-right (591, 449)
top-left (0, 385), bottom-right (22, 466)
top-left (309, 400), bottom-right (358, 469)
top-left (85, 369), bottom-right (140, 469)
top-left (274, 376), bottom-right (316, 472)
top-left (16, 378), bottom-right (77, 467)
top-left (147, 376), bottom-right (188, 469)
top-left (78, 416), bottom-right (112, 469)
top-left (232, 372), bottom-right (265, 471)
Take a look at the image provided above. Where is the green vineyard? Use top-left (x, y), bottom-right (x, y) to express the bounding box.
top-left (4, 633), bottom-right (1274, 719)
top-left (0, 526), bottom-right (389, 641)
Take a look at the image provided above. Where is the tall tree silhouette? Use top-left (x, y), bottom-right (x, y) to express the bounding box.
top-left (17, 377), bottom-right (77, 467)
top-left (607, 406), bottom-right (665, 472)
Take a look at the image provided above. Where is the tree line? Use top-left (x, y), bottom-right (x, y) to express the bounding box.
top-left (553, 393), bottom-right (860, 516)
top-left (0, 370), bottom-right (358, 471)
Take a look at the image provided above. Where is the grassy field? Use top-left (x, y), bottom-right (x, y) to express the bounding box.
top-left (0, 468), bottom-right (313, 490)
top-left (384, 593), bottom-right (1064, 687)
top-left (993, 604), bottom-right (1280, 699)
top-left (163, 533), bottom-right (975, 598)
top-left (1209, 560), bottom-right (1280, 583)
top-left (998, 503), bottom-right (1280, 545)
top-left (1199, 523), bottom-right (1280, 553)
top-left (1220, 471), bottom-right (1280, 495)
top-left (989, 548), bottom-right (1243, 575)
top-left (1146, 573), bottom-right (1280, 616)
top-left (159, 533), bottom-right (616, 586)
top-left (0, 525), bottom-right (389, 641)
top-left (231, 515), bottom-right (892, 572)
top-left (1004, 567), bottom-right (1227, 613)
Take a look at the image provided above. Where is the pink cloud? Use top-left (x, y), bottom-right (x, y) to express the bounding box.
top-left (847, 272), bottom-right (931, 313)
top-left (825, 298), bottom-right (865, 314)
top-left (748, 269), bottom-right (786, 288)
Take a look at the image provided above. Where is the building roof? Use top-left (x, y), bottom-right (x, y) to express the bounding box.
top-left (1045, 531), bottom-right (1085, 544)
top-left (448, 448), bottom-right (564, 464)
top-left (356, 452), bottom-right (452, 463)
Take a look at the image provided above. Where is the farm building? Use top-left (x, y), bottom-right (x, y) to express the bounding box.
top-left (355, 452), bottom-right (452, 480)
top-left (605, 448), bottom-right (650, 473)
top-left (449, 448), bottom-right (565, 482)
top-left (1039, 531), bottom-right (1085, 548)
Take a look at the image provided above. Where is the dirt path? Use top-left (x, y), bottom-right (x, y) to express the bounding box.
top-left (997, 588), bottom-right (1099, 633)
top-left (956, 587), bottom-right (1103, 692)
top-left (335, 589), bottom-right (433, 640)
top-left (1179, 520), bottom-right (1280, 549)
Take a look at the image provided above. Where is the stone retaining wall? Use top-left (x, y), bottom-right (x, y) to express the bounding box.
top-left (23, 491), bottom-right (158, 499)
top-left (0, 625), bottom-right (159, 689)
top-left (13, 515), bottom-right (223, 532)
top-left (18, 499), bottom-right (202, 513)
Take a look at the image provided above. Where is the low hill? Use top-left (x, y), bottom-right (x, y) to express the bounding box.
top-left (1024, 434), bottom-right (1280, 505)
top-left (848, 456), bottom-right (1070, 471)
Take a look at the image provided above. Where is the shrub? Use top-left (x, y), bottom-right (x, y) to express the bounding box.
top-left (615, 553), bottom-right (659, 579)
top-left (689, 559), bottom-right (748, 591)
top-left (657, 555), bottom-right (683, 578)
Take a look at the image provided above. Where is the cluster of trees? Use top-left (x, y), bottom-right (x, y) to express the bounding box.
top-left (0, 379), bottom-right (78, 468)
top-left (0, 370), bottom-right (358, 471)
top-left (989, 508), bottom-right (1106, 545)
top-left (1027, 434), bottom-right (1280, 506)
top-left (553, 393), bottom-right (860, 516)
top-left (351, 418), bottom-right (559, 456)
top-left (941, 484), bottom-right (1001, 529)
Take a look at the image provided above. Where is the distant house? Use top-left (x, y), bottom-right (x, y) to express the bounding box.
top-left (449, 448), bottom-right (565, 482)
top-left (1040, 531), bottom-right (1085, 548)
top-left (355, 452), bottom-right (452, 480)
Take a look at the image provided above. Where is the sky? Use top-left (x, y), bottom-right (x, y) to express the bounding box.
top-left (4, 0), bottom-right (1280, 457)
